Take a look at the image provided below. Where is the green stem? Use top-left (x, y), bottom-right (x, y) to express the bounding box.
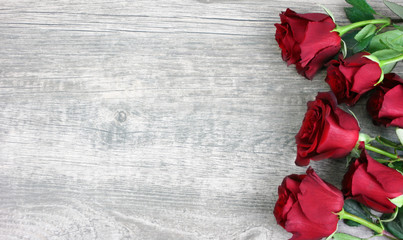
top-left (339, 210), bottom-right (383, 233)
top-left (365, 144), bottom-right (400, 159)
top-left (334, 18), bottom-right (391, 36)
top-left (379, 54), bottom-right (403, 67)
top-left (338, 209), bottom-right (398, 240)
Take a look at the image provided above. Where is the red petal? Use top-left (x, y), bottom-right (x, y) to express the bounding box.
top-left (298, 12), bottom-right (332, 22)
top-left (338, 64), bottom-right (358, 83)
top-left (316, 115), bottom-right (359, 158)
top-left (389, 117), bottom-right (403, 128)
top-left (299, 22), bottom-right (340, 68)
top-left (285, 202), bottom-right (338, 240)
top-left (334, 107), bottom-right (360, 131)
top-left (298, 45), bottom-right (341, 80)
top-left (351, 63), bottom-right (381, 94)
top-left (298, 168), bottom-right (343, 224)
top-left (350, 163), bottom-right (396, 213)
top-left (379, 85), bottom-right (403, 119)
top-left (365, 153), bottom-right (403, 195)
top-left (286, 16), bottom-right (308, 43)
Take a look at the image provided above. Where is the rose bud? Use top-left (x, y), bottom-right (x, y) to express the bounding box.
top-left (295, 92), bottom-right (360, 166)
top-left (274, 167), bottom-right (344, 240)
top-left (325, 52), bottom-right (382, 106)
top-left (275, 8), bottom-right (341, 80)
top-left (367, 73), bottom-right (403, 128)
top-left (342, 148), bottom-right (403, 213)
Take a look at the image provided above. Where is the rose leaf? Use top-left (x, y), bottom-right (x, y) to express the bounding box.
top-left (384, 0), bottom-right (403, 19)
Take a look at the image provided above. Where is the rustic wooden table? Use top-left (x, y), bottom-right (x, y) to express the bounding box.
top-left (0, 0), bottom-right (402, 239)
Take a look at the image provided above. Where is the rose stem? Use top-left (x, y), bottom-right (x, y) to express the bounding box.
top-left (334, 18), bottom-right (391, 36)
top-left (365, 144), bottom-right (400, 160)
top-left (338, 210), bottom-right (398, 240)
top-left (379, 54), bottom-right (403, 67)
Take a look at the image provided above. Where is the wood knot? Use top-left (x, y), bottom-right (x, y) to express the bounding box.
top-left (115, 111), bottom-right (127, 123)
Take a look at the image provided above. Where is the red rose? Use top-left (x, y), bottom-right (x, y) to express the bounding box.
top-left (367, 73), bottom-right (403, 128)
top-left (274, 167), bottom-right (344, 240)
top-left (295, 92), bottom-right (360, 166)
top-left (275, 9), bottom-right (341, 80)
top-left (325, 52), bottom-right (382, 106)
top-left (342, 148), bottom-right (403, 213)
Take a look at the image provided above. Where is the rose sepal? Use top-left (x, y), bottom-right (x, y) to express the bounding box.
top-left (363, 54), bottom-right (385, 86)
top-left (371, 50), bottom-right (403, 74)
top-left (390, 195), bottom-right (403, 208)
top-left (396, 128), bottom-right (403, 145)
top-left (358, 133), bottom-right (374, 144)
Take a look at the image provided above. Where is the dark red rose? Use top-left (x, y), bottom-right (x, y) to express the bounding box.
top-left (367, 73), bottom-right (403, 128)
top-left (342, 148), bottom-right (403, 213)
top-left (295, 92), bottom-right (360, 166)
top-left (274, 167), bottom-right (344, 240)
top-left (275, 8), bottom-right (341, 80)
top-left (325, 52), bottom-right (382, 106)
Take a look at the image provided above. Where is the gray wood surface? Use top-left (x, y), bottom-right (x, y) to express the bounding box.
top-left (0, 0), bottom-right (402, 239)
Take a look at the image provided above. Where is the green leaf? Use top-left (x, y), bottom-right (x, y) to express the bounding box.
top-left (375, 136), bottom-right (403, 150)
top-left (354, 24), bottom-right (377, 41)
top-left (371, 49), bottom-right (401, 73)
top-left (342, 30), bottom-right (360, 57)
top-left (353, 34), bottom-right (374, 53)
top-left (369, 30), bottom-right (403, 52)
top-left (397, 128), bottom-right (403, 145)
top-left (391, 195), bottom-right (403, 208)
top-left (384, 207), bottom-right (403, 239)
top-left (345, 7), bottom-right (375, 23)
top-left (352, 24), bottom-right (376, 53)
top-left (382, 62), bottom-right (397, 74)
top-left (343, 199), bottom-right (373, 227)
top-left (381, 37), bottom-right (403, 52)
top-left (388, 161), bottom-right (403, 174)
top-left (384, 0), bottom-right (403, 19)
top-left (344, 0), bottom-right (376, 23)
top-left (346, 0), bottom-right (377, 14)
top-left (394, 24), bottom-right (403, 31)
top-left (331, 232), bottom-right (363, 240)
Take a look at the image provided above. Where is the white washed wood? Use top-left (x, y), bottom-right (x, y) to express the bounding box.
top-left (0, 0), bottom-right (402, 239)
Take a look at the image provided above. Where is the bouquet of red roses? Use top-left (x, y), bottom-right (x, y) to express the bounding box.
top-left (273, 0), bottom-right (403, 239)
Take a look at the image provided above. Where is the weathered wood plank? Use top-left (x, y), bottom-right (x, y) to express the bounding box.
top-left (0, 0), bottom-right (401, 239)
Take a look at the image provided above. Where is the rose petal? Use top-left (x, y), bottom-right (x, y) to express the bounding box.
top-left (350, 163), bottom-right (397, 213)
top-left (334, 107), bottom-right (360, 131)
top-left (389, 117), bottom-right (403, 127)
top-left (351, 63), bottom-right (381, 94)
top-left (316, 115), bottom-right (358, 157)
top-left (379, 85), bottom-right (403, 119)
top-left (298, 45), bottom-right (341, 80)
top-left (299, 21), bottom-right (340, 68)
top-left (285, 202), bottom-right (338, 240)
top-left (365, 153), bottom-right (403, 195)
top-left (298, 168), bottom-right (343, 224)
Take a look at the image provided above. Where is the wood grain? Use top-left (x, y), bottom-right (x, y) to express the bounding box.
top-left (0, 0), bottom-right (401, 239)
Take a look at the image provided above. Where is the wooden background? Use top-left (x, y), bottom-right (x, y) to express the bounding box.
top-left (0, 0), bottom-right (402, 239)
